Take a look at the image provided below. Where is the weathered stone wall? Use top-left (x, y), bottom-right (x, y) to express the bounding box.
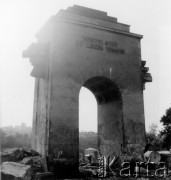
top-left (98, 101), bottom-right (123, 157)
top-left (46, 12), bottom-right (145, 159)
top-left (31, 78), bottom-right (48, 157)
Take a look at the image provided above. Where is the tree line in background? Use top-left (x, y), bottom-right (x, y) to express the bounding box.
top-left (0, 124), bottom-right (31, 150)
top-left (0, 107), bottom-right (171, 151)
top-left (146, 107), bottom-right (171, 151)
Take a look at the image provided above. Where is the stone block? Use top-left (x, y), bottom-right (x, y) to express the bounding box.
top-left (0, 148), bottom-right (24, 163)
top-left (0, 162), bottom-right (31, 180)
top-left (21, 156), bottom-right (41, 165)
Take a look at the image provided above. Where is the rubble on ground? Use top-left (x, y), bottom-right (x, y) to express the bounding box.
top-left (79, 145), bottom-right (171, 178)
top-left (1, 146), bottom-right (171, 179)
top-left (0, 162), bottom-right (32, 180)
top-left (0, 148), bottom-right (45, 180)
top-left (0, 148), bottom-right (24, 163)
top-left (0, 147), bottom-right (40, 164)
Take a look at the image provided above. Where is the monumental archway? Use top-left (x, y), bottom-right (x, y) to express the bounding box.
top-left (23, 5), bottom-right (152, 177)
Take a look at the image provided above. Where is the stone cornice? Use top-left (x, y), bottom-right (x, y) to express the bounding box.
top-left (36, 6), bottom-right (143, 40)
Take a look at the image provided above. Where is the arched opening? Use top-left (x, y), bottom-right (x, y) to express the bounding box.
top-left (79, 87), bottom-right (98, 162)
top-left (79, 87), bottom-right (97, 132)
top-left (79, 76), bottom-right (124, 160)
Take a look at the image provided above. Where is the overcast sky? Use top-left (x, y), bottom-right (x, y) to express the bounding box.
top-left (0, 0), bottom-right (171, 132)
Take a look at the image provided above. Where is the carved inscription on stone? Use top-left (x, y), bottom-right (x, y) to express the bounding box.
top-left (105, 40), bottom-right (125, 54)
top-left (75, 36), bottom-right (125, 54)
top-left (83, 36), bottom-right (103, 51)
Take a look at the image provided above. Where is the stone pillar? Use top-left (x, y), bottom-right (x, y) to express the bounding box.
top-left (98, 101), bottom-right (124, 157)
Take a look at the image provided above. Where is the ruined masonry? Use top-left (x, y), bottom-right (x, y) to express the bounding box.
top-left (23, 5), bottom-right (152, 175)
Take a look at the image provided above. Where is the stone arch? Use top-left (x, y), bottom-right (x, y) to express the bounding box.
top-left (23, 5), bottom-right (152, 177)
top-left (82, 76), bottom-right (124, 157)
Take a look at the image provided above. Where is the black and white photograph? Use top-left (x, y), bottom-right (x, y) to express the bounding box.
top-left (0, 0), bottom-right (171, 179)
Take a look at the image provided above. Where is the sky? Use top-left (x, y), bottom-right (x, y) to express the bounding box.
top-left (0, 0), bottom-right (171, 132)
